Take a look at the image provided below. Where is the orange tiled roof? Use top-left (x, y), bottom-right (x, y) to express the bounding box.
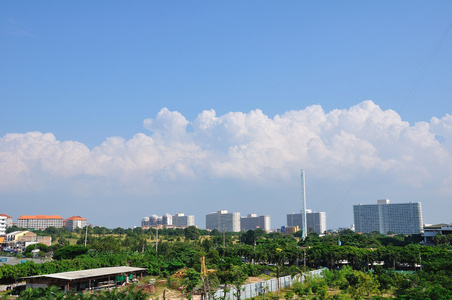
top-left (0, 213), bottom-right (12, 218)
top-left (66, 216), bottom-right (87, 221)
top-left (18, 215), bottom-right (63, 220)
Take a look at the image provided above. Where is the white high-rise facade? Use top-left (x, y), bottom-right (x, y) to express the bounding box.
top-left (206, 210), bottom-right (241, 232)
top-left (287, 210), bottom-right (327, 234)
top-left (353, 199), bottom-right (423, 234)
top-left (240, 214), bottom-right (271, 232)
top-left (141, 213), bottom-right (195, 228)
top-left (173, 213), bottom-right (195, 227)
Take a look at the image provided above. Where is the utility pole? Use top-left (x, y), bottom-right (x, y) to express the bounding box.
top-left (222, 224), bottom-right (225, 248)
top-left (301, 169), bottom-right (307, 241)
top-left (84, 225), bottom-right (88, 247)
top-left (155, 226), bottom-right (159, 254)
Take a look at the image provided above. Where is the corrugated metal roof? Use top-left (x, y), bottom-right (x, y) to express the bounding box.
top-left (24, 266), bottom-right (146, 281)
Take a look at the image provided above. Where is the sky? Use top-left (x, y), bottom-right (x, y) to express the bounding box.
top-left (1, 1), bottom-right (452, 230)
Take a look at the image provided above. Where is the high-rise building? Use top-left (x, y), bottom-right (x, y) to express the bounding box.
top-left (353, 199), bottom-right (423, 234)
top-left (17, 215), bottom-right (64, 230)
top-left (65, 216), bottom-right (87, 231)
top-left (142, 213), bottom-right (195, 228)
top-left (141, 217), bottom-right (150, 227)
top-left (240, 214), bottom-right (271, 232)
top-left (307, 211), bottom-right (327, 234)
top-left (287, 209), bottom-right (327, 234)
top-left (206, 210), bottom-right (240, 232)
top-left (162, 213), bottom-right (173, 226)
top-left (173, 213), bottom-right (195, 227)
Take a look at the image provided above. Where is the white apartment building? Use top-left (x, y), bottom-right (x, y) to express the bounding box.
top-left (206, 210), bottom-right (241, 232)
top-left (287, 209), bottom-right (327, 234)
top-left (65, 216), bottom-right (87, 231)
top-left (353, 199), bottom-right (423, 234)
top-left (0, 216), bottom-right (6, 235)
top-left (141, 213), bottom-right (195, 228)
top-left (240, 214), bottom-right (271, 232)
top-left (17, 215), bottom-right (64, 230)
top-left (172, 213), bottom-right (195, 227)
top-left (0, 214), bottom-right (13, 228)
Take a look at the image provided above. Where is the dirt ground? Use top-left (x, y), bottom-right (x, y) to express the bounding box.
top-left (154, 277), bottom-right (265, 300)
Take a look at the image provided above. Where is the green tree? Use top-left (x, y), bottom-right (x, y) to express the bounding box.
top-left (184, 226), bottom-right (200, 241)
top-left (184, 268), bottom-right (201, 299)
top-left (23, 243), bottom-right (50, 256)
top-left (53, 245), bottom-right (88, 260)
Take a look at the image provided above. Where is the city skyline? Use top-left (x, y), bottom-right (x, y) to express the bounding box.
top-left (1, 2), bottom-right (452, 229)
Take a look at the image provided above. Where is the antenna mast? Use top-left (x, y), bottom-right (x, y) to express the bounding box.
top-left (301, 169), bottom-right (307, 240)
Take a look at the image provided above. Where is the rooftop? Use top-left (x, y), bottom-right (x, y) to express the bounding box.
top-left (66, 216), bottom-right (87, 221)
top-left (24, 266), bottom-right (146, 281)
top-left (18, 215), bottom-right (64, 220)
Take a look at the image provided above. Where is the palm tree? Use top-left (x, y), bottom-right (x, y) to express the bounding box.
top-left (19, 288), bottom-right (38, 300)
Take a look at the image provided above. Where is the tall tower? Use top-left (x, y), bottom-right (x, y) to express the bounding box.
top-left (301, 169), bottom-right (307, 240)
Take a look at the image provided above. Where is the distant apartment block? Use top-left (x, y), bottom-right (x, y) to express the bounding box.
top-left (0, 214), bottom-right (13, 228)
top-left (17, 215), bottom-right (64, 230)
top-left (353, 199), bottom-right (423, 234)
top-left (162, 213), bottom-right (173, 226)
top-left (172, 213), bottom-right (195, 227)
top-left (287, 209), bottom-right (327, 234)
top-left (65, 216), bottom-right (88, 231)
top-left (141, 213), bottom-right (195, 228)
top-left (206, 210), bottom-right (240, 232)
top-left (240, 214), bottom-right (271, 232)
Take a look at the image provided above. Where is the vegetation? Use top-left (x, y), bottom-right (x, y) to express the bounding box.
top-left (1, 227), bottom-right (452, 299)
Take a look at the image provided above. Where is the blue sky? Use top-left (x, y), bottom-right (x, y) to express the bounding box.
top-left (1, 2), bottom-right (452, 229)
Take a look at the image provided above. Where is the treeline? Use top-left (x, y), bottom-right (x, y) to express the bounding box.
top-left (3, 226), bottom-right (452, 298)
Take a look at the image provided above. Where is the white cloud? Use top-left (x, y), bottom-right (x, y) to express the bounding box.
top-left (1, 101), bottom-right (452, 197)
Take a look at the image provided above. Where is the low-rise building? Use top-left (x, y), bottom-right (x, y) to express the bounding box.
top-left (3, 231), bottom-right (52, 251)
top-left (23, 266), bottom-right (146, 292)
top-left (285, 226), bottom-right (299, 234)
top-left (423, 224), bottom-right (452, 245)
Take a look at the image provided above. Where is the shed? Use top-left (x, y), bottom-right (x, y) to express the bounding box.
top-left (22, 266), bottom-right (146, 292)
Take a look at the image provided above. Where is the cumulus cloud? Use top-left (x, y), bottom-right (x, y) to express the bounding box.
top-left (1, 100), bottom-right (452, 196)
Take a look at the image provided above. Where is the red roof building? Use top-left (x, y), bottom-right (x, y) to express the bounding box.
top-left (0, 213), bottom-right (13, 228)
top-left (65, 216), bottom-right (88, 231)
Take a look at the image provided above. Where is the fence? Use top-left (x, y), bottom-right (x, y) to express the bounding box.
top-left (212, 269), bottom-right (323, 300)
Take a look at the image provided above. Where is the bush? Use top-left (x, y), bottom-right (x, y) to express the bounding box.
top-left (53, 245), bottom-right (88, 260)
